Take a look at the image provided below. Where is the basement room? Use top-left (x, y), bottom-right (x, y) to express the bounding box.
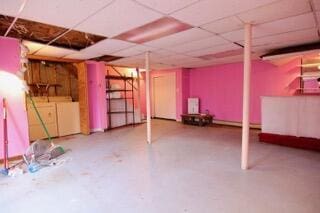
top-left (0, 0), bottom-right (319, 212)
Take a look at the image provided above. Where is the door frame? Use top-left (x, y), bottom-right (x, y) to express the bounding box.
top-left (152, 73), bottom-right (176, 120)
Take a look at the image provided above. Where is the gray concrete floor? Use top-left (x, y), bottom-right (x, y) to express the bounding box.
top-left (1, 119), bottom-right (319, 213)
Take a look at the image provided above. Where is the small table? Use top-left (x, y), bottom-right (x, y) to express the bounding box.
top-left (181, 114), bottom-right (213, 126)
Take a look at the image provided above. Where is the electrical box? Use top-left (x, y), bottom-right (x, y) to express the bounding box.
top-left (188, 98), bottom-right (199, 114)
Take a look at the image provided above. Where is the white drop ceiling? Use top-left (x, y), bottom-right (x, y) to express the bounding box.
top-left (1, 0), bottom-right (320, 70)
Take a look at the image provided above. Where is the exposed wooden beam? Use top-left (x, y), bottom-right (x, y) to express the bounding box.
top-left (27, 54), bottom-right (83, 63)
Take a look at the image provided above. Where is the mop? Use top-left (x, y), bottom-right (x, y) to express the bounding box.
top-left (0, 98), bottom-right (9, 175)
top-left (23, 93), bottom-right (65, 172)
top-left (1, 91), bottom-right (65, 175)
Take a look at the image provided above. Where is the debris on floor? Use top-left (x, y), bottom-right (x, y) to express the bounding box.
top-left (3, 140), bottom-right (70, 177)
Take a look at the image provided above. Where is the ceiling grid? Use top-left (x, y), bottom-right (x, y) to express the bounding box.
top-left (0, 0), bottom-right (318, 69)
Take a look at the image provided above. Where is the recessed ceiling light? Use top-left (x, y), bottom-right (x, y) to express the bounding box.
top-left (114, 17), bottom-right (191, 44)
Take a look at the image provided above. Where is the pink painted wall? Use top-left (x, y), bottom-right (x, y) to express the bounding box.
top-left (181, 68), bottom-right (190, 115)
top-left (189, 59), bottom-right (301, 124)
top-left (139, 72), bottom-right (146, 119)
top-left (87, 61), bottom-right (107, 131)
top-left (0, 37), bottom-right (29, 158)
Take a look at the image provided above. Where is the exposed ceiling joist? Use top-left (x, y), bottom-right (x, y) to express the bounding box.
top-left (261, 42), bottom-right (320, 60)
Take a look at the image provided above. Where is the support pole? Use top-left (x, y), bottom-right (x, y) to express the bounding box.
top-left (241, 23), bottom-right (252, 170)
top-left (136, 68), bottom-right (142, 123)
top-left (145, 52), bottom-right (152, 144)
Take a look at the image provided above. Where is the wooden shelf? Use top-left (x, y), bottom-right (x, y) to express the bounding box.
top-left (106, 67), bottom-right (135, 130)
top-left (106, 97), bottom-right (133, 100)
top-left (105, 75), bottom-right (134, 80)
top-left (106, 89), bottom-right (132, 93)
top-left (108, 111), bottom-right (134, 114)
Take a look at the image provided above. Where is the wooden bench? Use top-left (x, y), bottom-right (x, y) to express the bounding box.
top-left (181, 114), bottom-right (213, 126)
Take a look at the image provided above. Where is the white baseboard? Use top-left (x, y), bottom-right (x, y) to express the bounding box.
top-left (90, 128), bottom-right (104, 133)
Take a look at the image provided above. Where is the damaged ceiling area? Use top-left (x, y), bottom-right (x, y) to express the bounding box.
top-left (0, 14), bottom-right (122, 62)
top-left (0, 14), bottom-right (107, 51)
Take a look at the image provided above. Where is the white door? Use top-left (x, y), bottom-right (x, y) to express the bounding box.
top-left (153, 74), bottom-right (176, 120)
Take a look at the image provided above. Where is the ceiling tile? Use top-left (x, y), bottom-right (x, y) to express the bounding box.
top-left (145, 28), bottom-right (213, 48)
top-left (312, 0), bottom-right (320, 11)
top-left (112, 44), bottom-right (157, 57)
top-left (199, 48), bottom-right (243, 59)
top-left (249, 28), bottom-right (320, 47)
top-left (185, 43), bottom-right (240, 57)
top-left (81, 39), bottom-right (136, 55)
top-left (165, 35), bottom-right (228, 53)
top-left (213, 54), bottom-right (245, 64)
top-left (171, 0), bottom-right (277, 26)
top-left (149, 49), bottom-right (177, 58)
top-left (135, 0), bottom-right (199, 14)
top-left (150, 63), bottom-right (178, 70)
top-left (64, 51), bottom-right (103, 60)
top-left (35, 45), bottom-right (78, 58)
top-left (75, 0), bottom-right (163, 37)
top-left (22, 40), bottom-right (46, 54)
top-left (182, 59), bottom-right (221, 68)
top-left (134, 49), bottom-right (177, 59)
top-left (219, 29), bottom-right (244, 42)
top-left (238, 0), bottom-right (311, 24)
top-left (253, 13), bottom-right (316, 37)
top-left (109, 56), bottom-right (145, 67)
top-left (20, 0), bottom-right (114, 28)
top-left (220, 13), bottom-right (317, 42)
top-left (152, 54), bottom-right (191, 64)
top-left (0, 0), bottom-right (23, 16)
top-left (316, 11), bottom-right (320, 23)
top-left (201, 16), bottom-right (244, 34)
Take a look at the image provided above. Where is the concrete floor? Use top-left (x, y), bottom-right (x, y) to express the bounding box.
top-left (1, 119), bottom-right (319, 213)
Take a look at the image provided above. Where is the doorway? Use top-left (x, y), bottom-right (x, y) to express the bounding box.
top-left (153, 73), bottom-right (176, 120)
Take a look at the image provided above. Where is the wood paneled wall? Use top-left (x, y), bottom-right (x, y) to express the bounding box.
top-left (25, 60), bottom-right (78, 101)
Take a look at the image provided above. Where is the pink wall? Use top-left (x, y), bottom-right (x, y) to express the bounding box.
top-left (0, 37), bottom-right (29, 158)
top-left (139, 72), bottom-right (146, 118)
top-left (189, 59), bottom-right (301, 124)
top-left (87, 61), bottom-right (107, 131)
top-left (181, 68), bottom-right (190, 115)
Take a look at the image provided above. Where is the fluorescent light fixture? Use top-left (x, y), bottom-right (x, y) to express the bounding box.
top-left (114, 17), bottom-right (191, 44)
top-left (300, 63), bottom-right (320, 68)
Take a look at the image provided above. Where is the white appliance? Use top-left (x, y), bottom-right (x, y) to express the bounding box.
top-left (188, 98), bottom-right (199, 114)
top-left (261, 96), bottom-right (320, 139)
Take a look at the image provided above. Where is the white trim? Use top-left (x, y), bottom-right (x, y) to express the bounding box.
top-left (90, 128), bottom-right (104, 133)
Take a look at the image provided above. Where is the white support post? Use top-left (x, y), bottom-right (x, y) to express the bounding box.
top-left (136, 68), bottom-right (142, 123)
top-left (145, 51), bottom-right (152, 144)
top-left (241, 23), bottom-right (252, 170)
